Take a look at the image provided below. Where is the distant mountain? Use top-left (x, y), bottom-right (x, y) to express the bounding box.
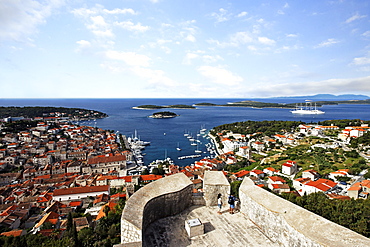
top-left (272, 94), bottom-right (370, 101)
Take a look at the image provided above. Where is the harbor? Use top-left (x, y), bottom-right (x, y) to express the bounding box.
top-left (125, 126), bottom-right (219, 174)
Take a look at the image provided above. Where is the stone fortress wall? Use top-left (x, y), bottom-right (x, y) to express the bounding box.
top-left (119, 171), bottom-right (370, 247)
top-left (239, 178), bottom-right (370, 247)
top-left (203, 170), bottom-right (230, 207)
top-left (120, 173), bottom-right (193, 246)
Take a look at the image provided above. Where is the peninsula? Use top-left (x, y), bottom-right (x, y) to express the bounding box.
top-left (0, 106), bottom-right (108, 120)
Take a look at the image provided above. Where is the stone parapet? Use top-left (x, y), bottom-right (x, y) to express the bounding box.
top-left (203, 171), bottom-right (230, 207)
top-left (239, 177), bottom-right (370, 247)
top-left (121, 173), bottom-right (193, 246)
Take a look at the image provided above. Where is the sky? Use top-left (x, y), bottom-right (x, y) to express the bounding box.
top-left (1, 0), bottom-right (370, 98)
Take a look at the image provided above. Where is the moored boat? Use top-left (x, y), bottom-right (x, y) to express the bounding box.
top-left (291, 100), bottom-right (325, 115)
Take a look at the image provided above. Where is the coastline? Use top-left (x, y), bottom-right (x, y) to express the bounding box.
top-left (207, 132), bottom-right (222, 156)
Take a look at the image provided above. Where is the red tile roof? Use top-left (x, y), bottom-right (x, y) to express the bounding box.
top-left (87, 155), bottom-right (126, 165)
top-left (306, 179), bottom-right (337, 192)
top-left (69, 201), bottom-right (83, 207)
top-left (140, 174), bottom-right (163, 181)
top-left (233, 170), bottom-right (250, 178)
top-left (53, 185), bottom-right (109, 196)
top-left (268, 176), bottom-right (286, 183)
top-left (1, 230), bottom-right (24, 237)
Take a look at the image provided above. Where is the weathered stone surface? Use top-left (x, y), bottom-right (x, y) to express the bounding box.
top-left (144, 205), bottom-right (278, 247)
top-left (121, 173), bottom-right (193, 245)
top-left (203, 171), bottom-right (230, 207)
top-left (239, 177), bottom-right (370, 247)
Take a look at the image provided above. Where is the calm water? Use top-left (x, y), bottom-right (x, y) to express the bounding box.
top-left (1, 98), bottom-right (370, 166)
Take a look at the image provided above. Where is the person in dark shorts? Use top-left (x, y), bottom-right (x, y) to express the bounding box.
top-left (228, 194), bottom-right (236, 214)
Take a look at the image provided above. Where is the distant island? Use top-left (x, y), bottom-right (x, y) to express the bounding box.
top-left (195, 98), bottom-right (370, 109)
top-left (133, 104), bottom-right (195, 109)
top-left (0, 106), bottom-right (108, 120)
top-left (149, 111), bottom-right (179, 118)
top-left (133, 94), bottom-right (370, 110)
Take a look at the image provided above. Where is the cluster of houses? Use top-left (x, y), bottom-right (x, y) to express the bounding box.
top-left (0, 120), bottom-right (135, 176)
top-left (1, 114), bottom-right (370, 237)
top-left (0, 115), bottom-right (135, 236)
top-left (299, 123), bottom-right (370, 143)
top-left (216, 123), bottom-right (370, 157)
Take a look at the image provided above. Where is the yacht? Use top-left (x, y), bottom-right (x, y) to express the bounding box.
top-left (291, 100), bottom-right (325, 115)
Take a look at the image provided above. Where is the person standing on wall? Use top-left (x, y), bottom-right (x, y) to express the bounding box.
top-left (217, 193), bottom-right (222, 214)
top-left (228, 194), bottom-right (236, 214)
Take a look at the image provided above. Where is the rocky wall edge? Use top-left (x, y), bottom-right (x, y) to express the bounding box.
top-left (239, 178), bottom-right (370, 247)
top-left (120, 173), bottom-right (193, 245)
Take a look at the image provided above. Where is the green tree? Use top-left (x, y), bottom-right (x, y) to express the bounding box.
top-left (141, 168), bottom-right (149, 175)
top-left (230, 180), bottom-right (242, 198)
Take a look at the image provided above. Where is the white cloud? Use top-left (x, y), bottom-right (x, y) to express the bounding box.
top-left (178, 21), bottom-right (197, 43)
top-left (183, 53), bottom-right (199, 65)
top-left (345, 13), bottom-right (367, 23)
top-left (105, 50), bottom-right (151, 67)
top-left (92, 29), bottom-right (114, 38)
top-left (202, 55), bottom-right (223, 63)
top-left (100, 62), bottom-right (125, 73)
top-left (362, 31), bottom-right (370, 37)
top-left (131, 67), bottom-right (176, 87)
top-left (0, 0), bottom-right (65, 42)
top-left (207, 31), bottom-right (253, 48)
top-left (237, 12), bottom-right (248, 18)
top-left (185, 34), bottom-right (196, 42)
top-left (352, 55), bottom-right (370, 65)
top-left (161, 23), bottom-right (174, 28)
top-left (247, 45), bottom-right (257, 51)
top-left (210, 8), bottom-right (231, 23)
top-left (315, 38), bottom-right (340, 48)
top-left (88, 16), bottom-right (108, 29)
top-left (198, 65), bottom-right (243, 86)
top-left (258, 37), bottom-right (276, 46)
top-left (231, 32), bottom-right (253, 45)
top-left (286, 33), bottom-right (298, 38)
top-left (71, 7), bottom-right (98, 18)
top-left (103, 8), bottom-right (137, 15)
top-left (245, 76), bottom-right (370, 97)
top-left (114, 21), bottom-right (150, 32)
top-left (157, 39), bottom-right (172, 45)
top-left (76, 40), bottom-right (91, 49)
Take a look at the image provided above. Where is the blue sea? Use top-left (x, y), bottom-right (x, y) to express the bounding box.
top-left (1, 98), bottom-right (370, 166)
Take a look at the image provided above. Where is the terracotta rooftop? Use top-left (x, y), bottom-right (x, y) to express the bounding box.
top-left (53, 185), bottom-right (109, 196)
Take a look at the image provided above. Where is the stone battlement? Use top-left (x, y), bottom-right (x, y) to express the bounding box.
top-left (119, 172), bottom-right (370, 246)
top-left (120, 173), bottom-right (193, 246)
top-left (239, 177), bottom-right (370, 247)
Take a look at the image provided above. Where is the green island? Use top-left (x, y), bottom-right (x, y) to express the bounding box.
top-left (197, 99), bottom-right (370, 108)
top-left (134, 99), bottom-right (370, 110)
top-left (149, 111), bottom-right (179, 118)
top-left (133, 104), bottom-right (195, 109)
top-left (0, 106), bottom-right (108, 120)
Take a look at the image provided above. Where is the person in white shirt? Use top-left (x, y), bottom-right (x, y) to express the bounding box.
top-left (217, 193), bottom-right (222, 214)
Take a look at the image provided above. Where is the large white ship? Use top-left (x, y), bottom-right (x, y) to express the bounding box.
top-left (291, 100), bottom-right (325, 115)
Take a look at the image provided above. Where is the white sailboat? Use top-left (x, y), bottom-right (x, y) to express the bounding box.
top-left (176, 142), bottom-right (181, 151)
top-left (291, 100), bottom-right (325, 115)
